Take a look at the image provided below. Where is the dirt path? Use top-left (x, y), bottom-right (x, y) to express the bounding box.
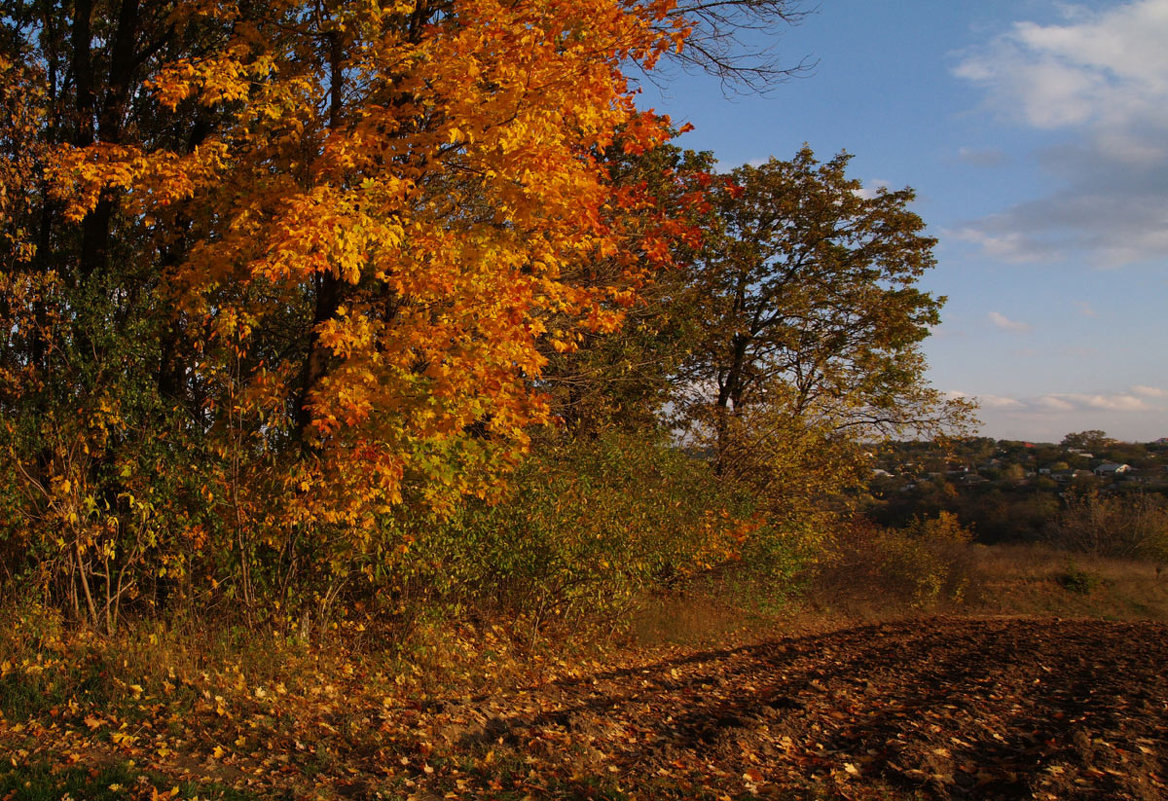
top-left (408, 616), bottom-right (1168, 800)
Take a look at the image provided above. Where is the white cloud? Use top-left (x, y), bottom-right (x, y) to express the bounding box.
top-left (954, 383), bottom-right (1168, 441)
top-left (982, 387), bottom-right (1163, 417)
top-left (954, 0), bottom-right (1168, 267)
top-left (988, 311), bottom-right (1031, 332)
top-left (1037, 395), bottom-right (1076, 411)
top-left (970, 389), bottom-right (1163, 414)
top-left (1132, 384), bottom-right (1168, 397)
top-left (977, 393), bottom-right (1026, 409)
top-left (958, 1), bottom-right (1168, 137)
top-left (853, 179), bottom-right (891, 200)
top-left (1072, 393), bottom-right (1151, 411)
top-left (1026, 391), bottom-right (1161, 413)
top-left (949, 390), bottom-right (1028, 410)
top-left (1074, 301), bottom-right (1097, 317)
top-left (950, 226), bottom-right (1055, 263)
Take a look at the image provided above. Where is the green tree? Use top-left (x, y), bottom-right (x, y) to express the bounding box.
top-left (1061, 430), bottom-right (1113, 453)
top-left (678, 146), bottom-right (972, 469)
top-left (1002, 463), bottom-right (1027, 483)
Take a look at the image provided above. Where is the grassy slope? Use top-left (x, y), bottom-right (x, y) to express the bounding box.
top-left (964, 544), bottom-right (1168, 622)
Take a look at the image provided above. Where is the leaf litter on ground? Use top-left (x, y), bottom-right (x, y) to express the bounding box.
top-left (2, 616), bottom-right (1167, 800)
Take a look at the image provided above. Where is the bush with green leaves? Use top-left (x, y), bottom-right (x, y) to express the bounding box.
top-left (372, 431), bottom-right (813, 632)
top-left (1058, 564), bottom-right (1102, 595)
top-left (816, 511), bottom-right (976, 611)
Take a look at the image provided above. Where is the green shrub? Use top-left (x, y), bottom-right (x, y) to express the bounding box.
top-left (374, 430), bottom-right (813, 632)
top-left (1058, 565), bottom-right (1101, 595)
top-left (815, 512), bottom-right (977, 611)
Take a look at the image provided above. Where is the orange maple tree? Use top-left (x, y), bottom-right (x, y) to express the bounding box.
top-left (37, 1), bottom-right (687, 537)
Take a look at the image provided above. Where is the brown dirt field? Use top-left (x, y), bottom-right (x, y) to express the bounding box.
top-left (4, 616), bottom-right (1166, 800)
top-left (410, 616), bottom-right (1168, 800)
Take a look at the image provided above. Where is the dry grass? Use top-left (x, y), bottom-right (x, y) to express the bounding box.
top-left (627, 589), bottom-right (838, 649)
top-left (629, 542), bottom-right (1168, 650)
top-left (965, 542), bottom-right (1168, 621)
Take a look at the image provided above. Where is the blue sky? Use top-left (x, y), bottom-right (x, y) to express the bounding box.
top-left (647, 0), bottom-right (1168, 443)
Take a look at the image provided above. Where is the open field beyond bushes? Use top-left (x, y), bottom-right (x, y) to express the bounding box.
top-left (3, 544), bottom-right (1168, 801)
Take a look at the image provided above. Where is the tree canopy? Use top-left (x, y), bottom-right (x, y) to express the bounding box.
top-left (678, 147), bottom-right (972, 463)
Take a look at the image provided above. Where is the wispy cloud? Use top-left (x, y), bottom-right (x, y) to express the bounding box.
top-left (950, 227), bottom-right (1053, 263)
top-left (953, 0), bottom-right (1168, 267)
top-left (1132, 384), bottom-right (1168, 398)
top-left (951, 384), bottom-right (1167, 441)
top-left (1036, 394), bottom-right (1076, 411)
top-left (1072, 393), bottom-right (1152, 412)
top-left (1022, 391), bottom-right (1160, 413)
top-left (979, 393), bottom-right (1026, 410)
top-left (969, 384), bottom-right (1163, 415)
top-left (988, 311), bottom-right (1031, 332)
top-left (1074, 301), bottom-right (1097, 317)
top-left (956, 146), bottom-right (1009, 167)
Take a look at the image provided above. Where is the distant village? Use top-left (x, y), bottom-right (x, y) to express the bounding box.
top-left (873, 433), bottom-right (1168, 490)
top-left (866, 433), bottom-right (1168, 541)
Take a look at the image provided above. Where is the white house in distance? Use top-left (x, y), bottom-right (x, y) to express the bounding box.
top-left (1093, 462), bottom-right (1132, 478)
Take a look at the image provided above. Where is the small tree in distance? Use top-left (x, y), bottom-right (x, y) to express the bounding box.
top-left (1061, 430), bottom-right (1114, 452)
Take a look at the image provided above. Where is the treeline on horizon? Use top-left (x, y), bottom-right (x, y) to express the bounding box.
top-left (13, 0), bottom-right (1126, 640)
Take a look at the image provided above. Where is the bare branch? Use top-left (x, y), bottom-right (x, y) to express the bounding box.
top-left (655, 0), bottom-right (820, 93)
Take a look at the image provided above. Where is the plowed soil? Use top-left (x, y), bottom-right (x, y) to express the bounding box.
top-left (411, 616), bottom-right (1168, 800)
top-left (6, 616), bottom-right (1167, 800)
